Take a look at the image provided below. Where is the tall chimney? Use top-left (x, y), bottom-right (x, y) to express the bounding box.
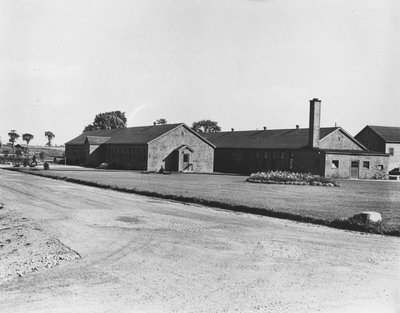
top-left (309, 98), bottom-right (321, 148)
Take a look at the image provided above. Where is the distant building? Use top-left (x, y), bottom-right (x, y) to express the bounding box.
top-left (355, 125), bottom-right (400, 171)
top-left (65, 123), bottom-right (215, 172)
top-left (14, 144), bottom-right (28, 155)
top-left (204, 99), bottom-right (389, 178)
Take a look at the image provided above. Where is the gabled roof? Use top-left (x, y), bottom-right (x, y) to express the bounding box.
top-left (203, 127), bottom-right (339, 149)
top-left (66, 124), bottom-right (183, 145)
top-left (65, 123), bottom-right (215, 148)
top-left (85, 136), bottom-right (111, 145)
top-left (321, 127), bottom-right (367, 150)
top-left (173, 144), bottom-right (194, 152)
top-left (14, 144), bottom-right (28, 150)
top-left (362, 125), bottom-right (400, 143)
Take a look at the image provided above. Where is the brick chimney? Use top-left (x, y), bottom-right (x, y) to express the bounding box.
top-left (309, 98), bottom-right (321, 148)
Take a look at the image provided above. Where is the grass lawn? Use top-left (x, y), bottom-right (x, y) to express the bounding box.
top-left (6, 165), bottom-right (400, 235)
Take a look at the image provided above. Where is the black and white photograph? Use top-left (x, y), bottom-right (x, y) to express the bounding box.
top-left (0, 1), bottom-right (399, 312)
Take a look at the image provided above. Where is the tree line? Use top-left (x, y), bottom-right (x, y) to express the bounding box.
top-left (83, 111), bottom-right (221, 133)
top-left (3, 130), bottom-right (56, 150)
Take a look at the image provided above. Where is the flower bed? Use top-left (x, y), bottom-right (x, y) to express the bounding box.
top-left (247, 171), bottom-right (339, 187)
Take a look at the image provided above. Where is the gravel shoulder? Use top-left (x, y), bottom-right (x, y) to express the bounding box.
top-left (0, 169), bottom-right (399, 313)
top-left (0, 207), bottom-right (80, 282)
top-left (6, 164), bottom-right (400, 234)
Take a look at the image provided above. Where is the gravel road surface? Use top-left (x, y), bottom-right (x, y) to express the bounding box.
top-left (0, 169), bottom-right (399, 313)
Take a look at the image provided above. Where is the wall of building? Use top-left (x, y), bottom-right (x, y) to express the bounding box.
top-left (101, 144), bottom-right (148, 170)
top-left (213, 148), bottom-right (288, 174)
top-left (213, 148), bottom-right (325, 175)
top-left (320, 130), bottom-right (363, 150)
top-left (386, 143), bottom-right (400, 171)
top-left (292, 150), bottom-right (326, 176)
top-left (148, 125), bottom-right (214, 172)
top-left (355, 128), bottom-right (385, 152)
top-left (324, 153), bottom-right (389, 179)
top-left (65, 145), bottom-right (86, 165)
top-left (85, 144), bottom-right (103, 167)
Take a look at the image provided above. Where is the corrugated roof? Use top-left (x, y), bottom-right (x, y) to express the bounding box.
top-left (66, 124), bottom-right (183, 145)
top-left (366, 125), bottom-right (400, 143)
top-left (203, 127), bottom-right (339, 149)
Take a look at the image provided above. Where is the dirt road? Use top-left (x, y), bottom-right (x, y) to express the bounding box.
top-left (0, 169), bottom-right (399, 313)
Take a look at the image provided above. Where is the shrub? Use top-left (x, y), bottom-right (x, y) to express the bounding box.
top-left (372, 171), bottom-right (387, 180)
top-left (247, 170), bottom-right (338, 187)
top-left (98, 163), bottom-right (108, 169)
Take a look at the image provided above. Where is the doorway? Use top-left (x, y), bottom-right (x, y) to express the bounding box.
top-left (164, 145), bottom-right (194, 172)
top-left (182, 153), bottom-right (191, 171)
top-left (350, 160), bottom-right (359, 178)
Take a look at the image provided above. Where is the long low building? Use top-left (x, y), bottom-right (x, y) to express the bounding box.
top-left (204, 99), bottom-right (389, 178)
top-left (65, 123), bottom-right (215, 172)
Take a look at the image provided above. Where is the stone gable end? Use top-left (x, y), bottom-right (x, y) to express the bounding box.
top-left (147, 125), bottom-right (214, 172)
top-left (320, 130), bottom-right (363, 151)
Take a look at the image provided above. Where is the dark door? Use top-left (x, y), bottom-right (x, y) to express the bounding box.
top-left (165, 150), bottom-right (179, 171)
top-left (350, 160), bottom-right (359, 178)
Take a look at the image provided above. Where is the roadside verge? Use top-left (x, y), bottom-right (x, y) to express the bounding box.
top-left (3, 167), bottom-right (400, 237)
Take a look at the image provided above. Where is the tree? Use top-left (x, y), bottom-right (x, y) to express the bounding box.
top-left (22, 133), bottom-right (34, 145)
top-left (191, 120), bottom-right (221, 133)
top-left (8, 130), bottom-right (19, 150)
top-left (84, 111), bottom-right (127, 132)
top-left (155, 118), bottom-right (167, 125)
top-left (44, 131), bottom-right (55, 146)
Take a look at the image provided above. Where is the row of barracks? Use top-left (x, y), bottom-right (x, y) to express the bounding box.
top-left (65, 99), bottom-right (394, 179)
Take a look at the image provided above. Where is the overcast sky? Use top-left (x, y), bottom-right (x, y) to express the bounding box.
top-left (1, 0), bottom-right (399, 146)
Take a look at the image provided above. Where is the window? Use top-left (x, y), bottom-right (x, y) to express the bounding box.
top-left (389, 148), bottom-right (394, 156)
top-left (263, 152), bottom-right (268, 159)
top-left (183, 154), bottom-right (189, 162)
top-left (377, 165), bottom-right (383, 171)
top-left (280, 152), bottom-right (285, 160)
top-left (331, 160), bottom-right (339, 169)
top-left (363, 161), bottom-right (370, 169)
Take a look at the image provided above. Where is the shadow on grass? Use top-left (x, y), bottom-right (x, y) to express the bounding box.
top-left (5, 168), bottom-right (400, 237)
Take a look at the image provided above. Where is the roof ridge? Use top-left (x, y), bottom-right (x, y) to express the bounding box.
top-left (368, 125), bottom-right (400, 129)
